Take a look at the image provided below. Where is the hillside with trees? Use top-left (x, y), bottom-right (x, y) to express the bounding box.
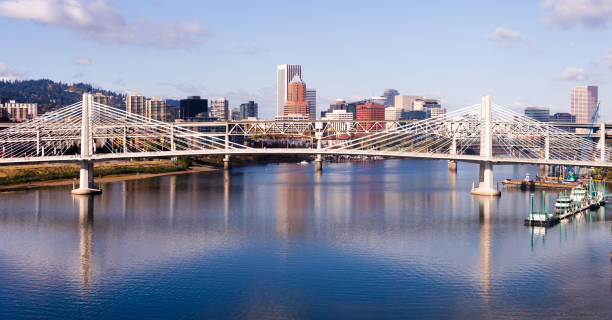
top-left (0, 79), bottom-right (125, 113)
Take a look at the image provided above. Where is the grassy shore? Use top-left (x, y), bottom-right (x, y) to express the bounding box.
top-left (0, 158), bottom-right (192, 186)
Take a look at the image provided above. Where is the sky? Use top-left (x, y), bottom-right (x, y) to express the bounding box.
top-left (0, 0), bottom-right (611, 120)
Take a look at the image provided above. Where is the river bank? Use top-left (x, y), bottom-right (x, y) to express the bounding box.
top-left (0, 159), bottom-right (219, 192)
top-left (0, 154), bottom-right (314, 192)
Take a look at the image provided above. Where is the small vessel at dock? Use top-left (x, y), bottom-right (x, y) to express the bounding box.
top-left (554, 194), bottom-right (572, 214)
top-left (525, 192), bottom-right (559, 227)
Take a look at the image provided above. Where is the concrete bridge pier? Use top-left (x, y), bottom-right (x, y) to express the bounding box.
top-left (448, 160), bottom-right (457, 171)
top-left (223, 154), bottom-right (231, 170)
top-left (315, 154), bottom-right (323, 172)
top-left (471, 161), bottom-right (500, 196)
top-left (72, 160), bottom-right (101, 195)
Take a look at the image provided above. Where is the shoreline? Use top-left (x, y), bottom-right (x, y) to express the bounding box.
top-left (0, 165), bottom-right (219, 192)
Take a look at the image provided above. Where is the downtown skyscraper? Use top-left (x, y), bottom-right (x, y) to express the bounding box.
top-left (570, 86), bottom-right (598, 123)
top-left (277, 64), bottom-right (302, 117)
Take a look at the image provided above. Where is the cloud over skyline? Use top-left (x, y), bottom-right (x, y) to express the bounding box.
top-left (541, 0), bottom-right (612, 27)
top-left (484, 27), bottom-right (525, 48)
top-left (560, 66), bottom-right (589, 81)
top-left (74, 57), bottom-right (91, 65)
top-left (0, 0), bottom-right (208, 48)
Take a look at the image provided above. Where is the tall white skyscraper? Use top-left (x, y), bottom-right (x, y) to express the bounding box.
top-left (277, 64), bottom-right (302, 116)
top-left (306, 88), bottom-right (316, 120)
top-left (570, 86), bottom-right (598, 123)
top-left (126, 93), bottom-right (146, 117)
top-left (211, 97), bottom-right (229, 121)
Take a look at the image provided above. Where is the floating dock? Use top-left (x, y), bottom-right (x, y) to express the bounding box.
top-left (504, 179), bottom-right (579, 190)
top-left (524, 192), bottom-right (606, 227)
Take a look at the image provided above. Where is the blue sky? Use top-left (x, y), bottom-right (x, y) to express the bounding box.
top-left (0, 0), bottom-right (611, 119)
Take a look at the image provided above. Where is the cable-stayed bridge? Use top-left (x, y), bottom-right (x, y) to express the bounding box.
top-left (0, 94), bottom-right (609, 195)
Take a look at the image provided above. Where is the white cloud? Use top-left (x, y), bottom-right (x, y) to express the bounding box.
top-left (74, 57), bottom-right (91, 65)
top-left (560, 66), bottom-right (589, 80)
top-left (484, 27), bottom-right (525, 48)
top-left (541, 0), bottom-right (612, 27)
top-left (0, 62), bottom-right (26, 81)
top-left (0, 0), bottom-right (208, 48)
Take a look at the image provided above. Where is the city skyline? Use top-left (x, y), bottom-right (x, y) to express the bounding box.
top-left (0, 1), bottom-right (611, 119)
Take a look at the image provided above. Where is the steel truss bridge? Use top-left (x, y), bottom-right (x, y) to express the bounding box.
top-left (0, 94), bottom-right (610, 195)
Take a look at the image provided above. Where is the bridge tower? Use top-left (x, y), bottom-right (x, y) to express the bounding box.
top-left (471, 96), bottom-right (500, 196)
top-left (72, 93), bottom-right (102, 195)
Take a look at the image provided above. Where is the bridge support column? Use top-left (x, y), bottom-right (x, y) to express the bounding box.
top-left (471, 162), bottom-right (500, 196)
top-left (223, 155), bottom-right (231, 170)
top-left (223, 134), bottom-right (231, 170)
top-left (72, 160), bottom-right (101, 195)
top-left (449, 135), bottom-right (457, 171)
top-left (72, 93), bottom-right (101, 195)
top-left (315, 136), bottom-right (323, 172)
top-left (600, 122), bottom-right (606, 162)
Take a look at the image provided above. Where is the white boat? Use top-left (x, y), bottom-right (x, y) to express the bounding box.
top-left (555, 195), bottom-right (572, 213)
top-left (570, 186), bottom-right (586, 204)
top-left (298, 160), bottom-right (309, 165)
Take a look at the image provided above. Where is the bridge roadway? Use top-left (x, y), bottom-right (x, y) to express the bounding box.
top-left (2, 148), bottom-right (610, 168)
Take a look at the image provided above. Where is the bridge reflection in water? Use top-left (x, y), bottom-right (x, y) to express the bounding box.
top-left (1, 161), bottom-right (612, 318)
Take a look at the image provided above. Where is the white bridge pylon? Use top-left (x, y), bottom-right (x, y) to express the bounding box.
top-left (0, 93), bottom-right (251, 163)
top-left (0, 94), bottom-right (610, 194)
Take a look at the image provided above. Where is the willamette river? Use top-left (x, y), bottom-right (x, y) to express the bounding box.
top-left (1, 160), bottom-right (611, 319)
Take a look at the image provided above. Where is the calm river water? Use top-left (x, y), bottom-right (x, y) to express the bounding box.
top-left (1, 160), bottom-right (612, 319)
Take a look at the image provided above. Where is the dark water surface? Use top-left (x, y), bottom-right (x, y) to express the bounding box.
top-left (1, 160), bottom-right (612, 319)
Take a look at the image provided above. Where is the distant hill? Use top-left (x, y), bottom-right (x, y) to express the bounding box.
top-left (0, 79), bottom-right (125, 113)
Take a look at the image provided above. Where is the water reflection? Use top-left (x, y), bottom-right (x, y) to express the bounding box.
top-left (1, 161), bottom-right (612, 319)
top-left (76, 195), bottom-right (94, 290)
top-left (478, 196), bottom-right (493, 300)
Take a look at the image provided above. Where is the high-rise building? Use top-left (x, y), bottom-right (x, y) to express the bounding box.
top-left (1, 100), bottom-right (37, 121)
top-left (277, 64), bottom-right (302, 116)
top-left (179, 96), bottom-right (208, 120)
top-left (415, 98), bottom-right (443, 118)
top-left (306, 88), bottom-right (316, 120)
top-left (570, 86), bottom-right (598, 124)
top-left (321, 109), bottom-right (353, 131)
top-left (356, 102), bottom-right (385, 131)
top-left (356, 102), bottom-right (385, 121)
top-left (394, 95), bottom-right (421, 111)
top-left (283, 75), bottom-right (310, 118)
top-left (524, 106), bottom-right (550, 122)
top-left (126, 93), bottom-right (147, 117)
top-left (550, 112), bottom-right (576, 123)
top-left (370, 96), bottom-right (387, 106)
top-left (385, 106), bottom-right (403, 121)
top-left (147, 97), bottom-right (168, 122)
top-left (92, 93), bottom-right (110, 106)
top-left (211, 97), bottom-right (229, 121)
top-left (230, 107), bottom-right (242, 121)
top-left (240, 101), bottom-right (258, 119)
top-left (550, 112), bottom-right (576, 132)
top-left (383, 89), bottom-right (399, 107)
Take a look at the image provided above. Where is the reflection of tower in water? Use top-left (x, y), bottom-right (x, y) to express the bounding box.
top-left (449, 170), bottom-right (457, 218)
top-left (169, 175), bottom-right (176, 226)
top-left (77, 195), bottom-right (94, 290)
top-left (275, 169), bottom-right (309, 238)
top-left (478, 196), bottom-right (493, 300)
top-left (224, 170), bottom-right (230, 231)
